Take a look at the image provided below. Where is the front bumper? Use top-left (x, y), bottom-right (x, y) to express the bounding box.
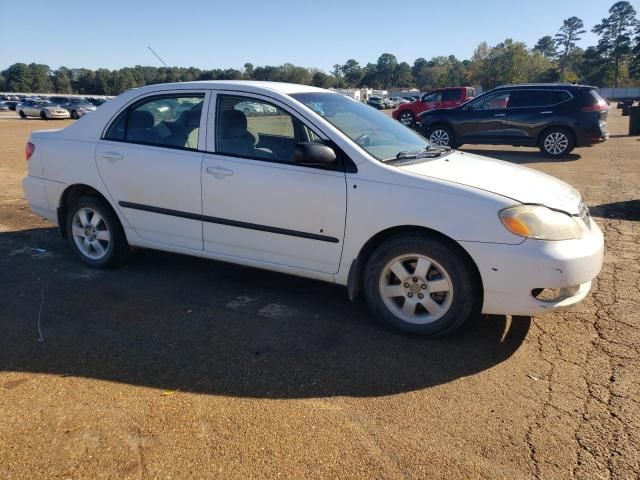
top-left (460, 219), bottom-right (604, 316)
top-left (46, 111), bottom-right (71, 119)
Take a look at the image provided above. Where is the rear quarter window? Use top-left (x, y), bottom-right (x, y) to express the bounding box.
top-left (550, 91), bottom-right (572, 104)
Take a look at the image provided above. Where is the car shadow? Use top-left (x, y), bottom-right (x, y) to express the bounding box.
top-left (589, 200), bottom-right (640, 221)
top-left (0, 227), bottom-right (530, 399)
top-left (460, 148), bottom-right (581, 164)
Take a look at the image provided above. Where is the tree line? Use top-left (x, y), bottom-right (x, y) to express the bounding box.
top-left (1, 1), bottom-right (639, 96)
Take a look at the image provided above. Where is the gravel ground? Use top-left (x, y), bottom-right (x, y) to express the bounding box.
top-left (0, 108), bottom-right (638, 479)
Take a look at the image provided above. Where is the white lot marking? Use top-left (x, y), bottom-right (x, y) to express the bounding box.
top-left (258, 303), bottom-right (290, 319)
top-left (7, 247), bottom-right (52, 258)
top-left (65, 270), bottom-right (100, 280)
top-left (36, 290), bottom-right (45, 342)
top-left (226, 296), bottom-right (255, 310)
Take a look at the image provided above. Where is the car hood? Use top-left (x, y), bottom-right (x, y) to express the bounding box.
top-left (398, 150), bottom-right (582, 214)
top-left (418, 107), bottom-right (457, 117)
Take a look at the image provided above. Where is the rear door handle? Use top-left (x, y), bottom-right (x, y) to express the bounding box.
top-left (540, 111), bottom-right (553, 114)
top-left (493, 113), bottom-right (506, 117)
top-left (100, 151), bottom-right (124, 161)
top-left (206, 166), bottom-right (234, 177)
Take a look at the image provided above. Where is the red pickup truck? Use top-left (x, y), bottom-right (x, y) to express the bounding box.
top-left (392, 87), bottom-right (476, 126)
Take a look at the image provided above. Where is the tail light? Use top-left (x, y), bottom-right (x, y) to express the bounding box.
top-left (581, 102), bottom-right (608, 112)
top-left (582, 94), bottom-right (609, 112)
top-left (25, 141), bottom-right (35, 161)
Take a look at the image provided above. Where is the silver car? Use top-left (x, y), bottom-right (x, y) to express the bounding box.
top-left (17, 100), bottom-right (71, 120)
top-left (48, 96), bottom-right (97, 119)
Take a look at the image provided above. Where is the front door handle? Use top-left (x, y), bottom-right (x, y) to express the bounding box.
top-left (100, 151), bottom-right (124, 161)
top-left (493, 113), bottom-right (506, 117)
top-left (540, 111), bottom-right (553, 114)
top-left (206, 166), bottom-right (234, 177)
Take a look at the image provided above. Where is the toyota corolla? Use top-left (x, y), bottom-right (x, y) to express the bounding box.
top-left (22, 81), bottom-right (604, 336)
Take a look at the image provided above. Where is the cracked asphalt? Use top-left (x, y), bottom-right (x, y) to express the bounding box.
top-left (0, 107), bottom-right (638, 479)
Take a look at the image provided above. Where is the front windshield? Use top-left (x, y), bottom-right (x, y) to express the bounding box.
top-left (291, 92), bottom-right (429, 161)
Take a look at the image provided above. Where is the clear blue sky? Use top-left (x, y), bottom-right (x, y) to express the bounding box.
top-left (1, 0), bottom-right (613, 72)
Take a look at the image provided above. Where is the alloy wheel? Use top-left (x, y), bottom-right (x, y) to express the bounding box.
top-left (543, 132), bottom-right (569, 155)
top-left (71, 207), bottom-right (111, 260)
top-left (399, 112), bottom-right (413, 126)
top-left (429, 129), bottom-right (450, 147)
top-left (378, 254), bottom-right (454, 325)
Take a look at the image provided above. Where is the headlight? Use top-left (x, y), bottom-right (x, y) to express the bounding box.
top-left (499, 205), bottom-right (583, 241)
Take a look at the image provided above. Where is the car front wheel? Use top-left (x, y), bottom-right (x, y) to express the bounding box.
top-left (40, 111), bottom-right (48, 120)
top-left (428, 126), bottom-right (454, 147)
top-left (19, 110), bottom-right (26, 118)
top-left (66, 196), bottom-right (129, 268)
top-left (540, 128), bottom-right (575, 158)
top-left (363, 234), bottom-right (479, 336)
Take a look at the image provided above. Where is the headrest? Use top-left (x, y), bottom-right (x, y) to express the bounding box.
top-left (128, 110), bottom-right (154, 129)
top-left (181, 106), bottom-right (202, 129)
top-left (220, 110), bottom-right (248, 138)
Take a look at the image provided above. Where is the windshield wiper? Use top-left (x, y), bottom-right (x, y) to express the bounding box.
top-left (383, 146), bottom-right (451, 162)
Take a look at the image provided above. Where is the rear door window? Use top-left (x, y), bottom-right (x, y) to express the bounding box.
top-left (471, 91), bottom-right (511, 110)
top-left (105, 94), bottom-right (204, 149)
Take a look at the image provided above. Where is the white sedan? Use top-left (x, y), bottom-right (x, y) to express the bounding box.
top-left (22, 81), bottom-right (604, 336)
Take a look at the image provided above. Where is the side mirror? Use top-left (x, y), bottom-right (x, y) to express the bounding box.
top-left (294, 142), bottom-right (337, 166)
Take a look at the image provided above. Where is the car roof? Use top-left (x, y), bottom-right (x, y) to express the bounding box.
top-left (494, 83), bottom-right (595, 90)
top-left (131, 80), bottom-right (329, 95)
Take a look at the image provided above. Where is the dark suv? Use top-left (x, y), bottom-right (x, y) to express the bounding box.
top-left (417, 84), bottom-right (609, 158)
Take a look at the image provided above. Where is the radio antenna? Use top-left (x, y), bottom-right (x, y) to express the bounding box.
top-left (147, 46), bottom-right (169, 67)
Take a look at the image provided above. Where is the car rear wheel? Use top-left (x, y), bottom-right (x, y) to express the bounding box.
top-left (363, 234), bottom-right (479, 336)
top-left (428, 126), bottom-right (454, 148)
top-left (539, 128), bottom-right (575, 158)
top-left (40, 111), bottom-right (48, 120)
top-left (398, 110), bottom-right (414, 126)
top-left (70, 110), bottom-right (79, 119)
top-left (66, 196), bottom-right (129, 268)
top-left (19, 110), bottom-right (26, 118)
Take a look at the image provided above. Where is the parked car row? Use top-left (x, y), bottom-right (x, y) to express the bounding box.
top-left (17, 100), bottom-right (71, 119)
top-left (366, 95), bottom-right (418, 110)
top-left (15, 96), bottom-right (102, 120)
top-left (0, 94), bottom-right (111, 120)
top-left (234, 100), bottom-right (278, 116)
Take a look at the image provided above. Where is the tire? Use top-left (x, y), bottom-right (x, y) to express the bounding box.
top-left (66, 195), bottom-right (130, 268)
top-left (70, 110), bottom-right (79, 119)
top-left (363, 234), bottom-right (479, 336)
top-left (398, 110), bottom-right (415, 126)
top-left (427, 125), bottom-right (455, 148)
top-left (40, 111), bottom-right (48, 120)
top-left (539, 127), bottom-right (575, 158)
top-left (19, 110), bottom-right (26, 118)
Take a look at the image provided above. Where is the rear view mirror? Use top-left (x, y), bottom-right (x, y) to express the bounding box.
top-left (294, 142), bottom-right (337, 166)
